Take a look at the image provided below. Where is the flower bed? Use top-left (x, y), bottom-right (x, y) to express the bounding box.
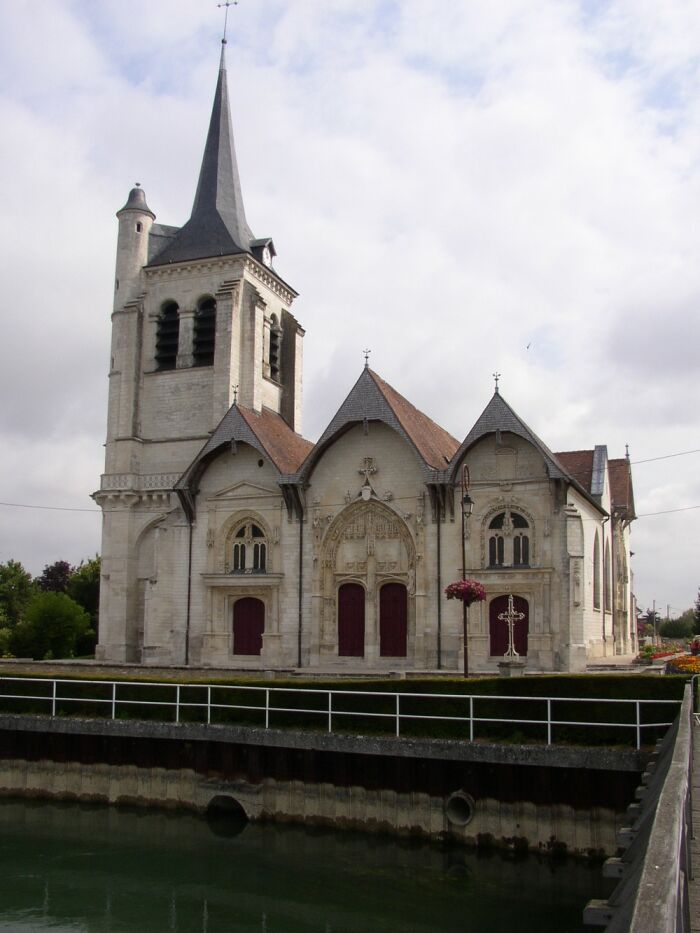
top-left (665, 655), bottom-right (700, 675)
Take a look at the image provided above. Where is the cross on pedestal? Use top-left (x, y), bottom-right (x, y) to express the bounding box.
top-left (498, 594), bottom-right (525, 658)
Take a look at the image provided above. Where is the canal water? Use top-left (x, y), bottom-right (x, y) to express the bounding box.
top-left (0, 799), bottom-right (613, 932)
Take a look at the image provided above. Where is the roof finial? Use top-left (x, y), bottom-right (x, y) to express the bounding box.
top-left (232, 384), bottom-right (238, 405)
top-left (625, 443), bottom-right (630, 461)
top-left (493, 371), bottom-right (501, 394)
top-left (218, 0), bottom-right (238, 46)
top-left (363, 348), bottom-right (371, 368)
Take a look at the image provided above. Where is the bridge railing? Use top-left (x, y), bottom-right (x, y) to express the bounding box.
top-left (584, 679), bottom-right (694, 932)
top-left (0, 675), bottom-right (680, 748)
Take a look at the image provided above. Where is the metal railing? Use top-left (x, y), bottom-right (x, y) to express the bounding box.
top-left (584, 681), bottom-right (694, 931)
top-left (0, 676), bottom-right (681, 748)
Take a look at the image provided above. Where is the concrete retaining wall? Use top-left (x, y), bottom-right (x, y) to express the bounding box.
top-left (0, 757), bottom-right (624, 856)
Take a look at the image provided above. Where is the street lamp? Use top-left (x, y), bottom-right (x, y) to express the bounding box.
top-left (460, 465), bottom-right (473, 677)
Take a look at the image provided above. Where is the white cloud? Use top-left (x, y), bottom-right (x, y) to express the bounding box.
top-left (0, 0), bottom-right (697, 613)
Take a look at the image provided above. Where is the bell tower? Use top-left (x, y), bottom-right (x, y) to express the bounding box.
top-left (94, 44), bottom-right (304, 663)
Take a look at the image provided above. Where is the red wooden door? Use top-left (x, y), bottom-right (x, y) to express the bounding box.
top-left (233, 597), bottom-right (264, 656)
top-left (338, 583), bottom-right (365, 657)
top-left (489, 595), bottom-right (529, 657)
top-left (380, 583), bottom-right (408, 657)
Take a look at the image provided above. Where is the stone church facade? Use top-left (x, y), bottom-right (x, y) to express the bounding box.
top-left (94, 46), bottom-right (636, 673)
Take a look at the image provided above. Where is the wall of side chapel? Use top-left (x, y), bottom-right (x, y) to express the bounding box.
top-left (444, 434), bottom-right (564, 673)
top-left (185, 445), bottom-right (295, 669)
top-left (302, 423), bottom-right (431, 670)
top-left (566, 487), bottom-right (613, 659)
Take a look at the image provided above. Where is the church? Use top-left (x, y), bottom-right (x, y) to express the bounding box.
top-left (94, 44), bottom-right (637, 673)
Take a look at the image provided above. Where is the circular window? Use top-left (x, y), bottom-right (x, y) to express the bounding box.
top-left (445, 791), bottom-right (476, 827)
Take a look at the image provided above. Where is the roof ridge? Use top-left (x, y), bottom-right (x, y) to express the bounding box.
top-left (368, 369), bottom-right (460, 448)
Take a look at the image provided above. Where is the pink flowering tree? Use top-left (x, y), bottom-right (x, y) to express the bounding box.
top-left (444, 579), bottom-right (486, 606)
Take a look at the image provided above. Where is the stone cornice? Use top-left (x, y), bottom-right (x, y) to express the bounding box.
top-left (143, 254), bottom-right (297, 305)
top-left (201, 573), bottom-right (284, 588)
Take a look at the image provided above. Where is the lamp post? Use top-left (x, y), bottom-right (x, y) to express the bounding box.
top-left (460, 465), bottom-right (474, 678)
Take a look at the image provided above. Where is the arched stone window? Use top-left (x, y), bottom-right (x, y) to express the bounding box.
top-left (230, 521), bottom-right (267, 574)
top-left (193, 296), bottom-right (216, 367)
top-left (604, 540), bottom-right (611, 612)
top-left (487, 511), bottom-right (530, 567)
top-left (593, 531), bottom-right (601, 610)
top-left (155, 301), bottom-right (179, 370)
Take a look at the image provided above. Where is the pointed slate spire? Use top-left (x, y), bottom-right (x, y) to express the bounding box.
top-left (149, 44), bottom-right (254, 266)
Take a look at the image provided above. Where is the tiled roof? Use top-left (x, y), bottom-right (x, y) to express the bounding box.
top-left (238, 407), bottom-right (314, 474)
top-left (554, 450), bottom-right (594, 493)
top-left (609, 458), bottom-right (636, 518)
top-left (177, 403), bottom-right (313, 497)
top-left (298, 367), bottom-right (459, 479)
top-left (369, 371), bottom-right (460, 469)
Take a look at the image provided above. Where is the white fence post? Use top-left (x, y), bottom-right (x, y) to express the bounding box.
top-left (395, 694), bottom-right (400, 737)
top-left (111, 682), bottom-right (116, 720)
top-left (207, 686), bottom-right (211, 725)
top-left (175, 685), bottom-right (180, 724)
top-left (547, 698), bottom-right (552, 745)
top-left (469, 696), bottom-right (474, 741)
top-left (265, 689), bottom-right (270, 729)
top-left (51, 680), bottom-right (56, 717)
top-left (328, 691), bottom-right (332, 733)
top-left (636, 700), bottom-right (641, 750)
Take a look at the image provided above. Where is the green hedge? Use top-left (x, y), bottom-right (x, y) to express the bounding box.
top-left (0, 673), bottom-right (684, 748)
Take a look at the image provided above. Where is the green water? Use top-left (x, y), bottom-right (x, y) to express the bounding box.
top-left (0, 799), bottom-right (613, 933)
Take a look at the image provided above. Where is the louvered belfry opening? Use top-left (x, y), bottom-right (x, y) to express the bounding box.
top-left (269, 314), bottom-right (281, 381)
top-left (193, 297), bottom-right (216, 366)
top-left (155, 301), bottom-right (179, 370)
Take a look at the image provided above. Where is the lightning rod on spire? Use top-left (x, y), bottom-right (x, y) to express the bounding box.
top-left (217, 0), bottom-right (238, 45)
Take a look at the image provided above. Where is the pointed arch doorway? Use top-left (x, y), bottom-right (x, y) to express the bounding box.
top-left (338, 583), bottom-right (365, 657)
top-left (233, 597), bottom-right (264, 656)
top-left (379, 582), bottom-right (408, 657)
top-left (489, 595), bottom-right (529, 657)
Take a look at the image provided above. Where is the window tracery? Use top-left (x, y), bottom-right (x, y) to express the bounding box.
top-left (229, 521), bottom-right (268, 574)
top-left (485, 509), bottom-right (531, 568)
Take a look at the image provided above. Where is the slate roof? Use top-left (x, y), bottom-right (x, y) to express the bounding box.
top-left (609, 457), bottom-right (636, 519)
top-left (448, 391), bottom-right (606, 512)
top-left (177, 403), bottom-right (313, 496)
top-left (297, 368), bottom-right (459, 480)
top-left (149, 45), bottom-right (255, 267)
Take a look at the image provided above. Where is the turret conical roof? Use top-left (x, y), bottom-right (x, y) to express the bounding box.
top-left (149, 44), bottom-right (254, 266)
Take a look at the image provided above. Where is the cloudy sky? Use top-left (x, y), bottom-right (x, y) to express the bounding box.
top-left (0, 0), bottom-right (698, 616)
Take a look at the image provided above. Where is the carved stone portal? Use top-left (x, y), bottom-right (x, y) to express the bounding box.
top-left (317, 500), bottom-right (416, 650)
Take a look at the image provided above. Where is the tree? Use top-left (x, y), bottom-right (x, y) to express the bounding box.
top-left (67, 556), bottom-right (100, 655)
top-left (0, 560), bottom-right (35, 628)
top-left (11, 592), bottom-right (91, 660)
top-left (37, 560), bottom-right (74, 593)
top-left (695, 589), bottom-right (700, 635)
top-left (659, 617), bottom-right (693, 639)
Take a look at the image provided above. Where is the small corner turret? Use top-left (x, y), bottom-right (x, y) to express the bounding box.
top-left (114, 183), bottom-right (155, 309)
